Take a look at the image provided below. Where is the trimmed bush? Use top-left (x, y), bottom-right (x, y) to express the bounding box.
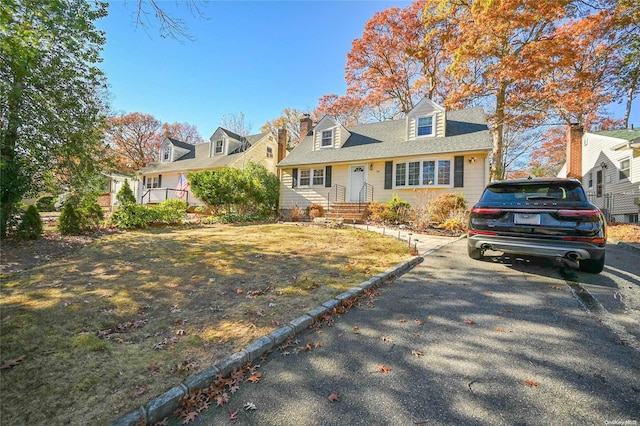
top-left (116, 180), bottom-right (136, 205)
top-left (428, 193), bottom-right (466, 225)
top-left (155, 199), bottom-right (187, 224)
top-left (387, 195), bottom-right (411, 223)
top-left (36, 196), bottom-right (55, 212)
top-left (58, 201), bottom-right (82, 235)
top-left (79, 197), bottom-right (104, 230)
top-left (368, 202), bottom-right (391, 223)
top-left (18, 205), bottom-right (43, 239)
top-left (306, 204), bottom-right (324, 220)
top-left (110, 204), bottom-right (157, 229)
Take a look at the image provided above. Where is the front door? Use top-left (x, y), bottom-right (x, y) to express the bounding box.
top-left (349, 165), bottom-right (366, 202)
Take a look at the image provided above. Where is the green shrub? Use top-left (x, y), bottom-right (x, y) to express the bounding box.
top-left (306, 203), bottom-right (324, 220)
top-left (116, 180), bottom-right (136, 205)
top-left (155, 199), bottom-right (187, 224)
top-left (110, 204), bottom-right (157, 229)
top-left (79, 197), bottom-right (104, 230)
top-left (58, 201), bottom-right (82, 235)
top-left (428, 193), bottom-right (467, 225)
top-left (36, 196), bottom-right (55, 212)
top-left (18, 205), bottom-right (43, 239)
top-left (387, 195), bottom-right (411, 223)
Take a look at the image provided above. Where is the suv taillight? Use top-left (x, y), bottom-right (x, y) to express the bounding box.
top-left (557, 209), bottom-right (601, 217)
top-left (471, 207), bottom-right (502, 215)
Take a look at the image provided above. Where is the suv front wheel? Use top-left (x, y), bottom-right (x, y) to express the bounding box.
top-left (579, 254), bottom-right (606, 274)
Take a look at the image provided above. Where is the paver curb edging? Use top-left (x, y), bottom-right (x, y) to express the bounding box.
top-left (610, 238), bottom-right (640, 253)
top-left (109, 250), bottom-right (433, 425)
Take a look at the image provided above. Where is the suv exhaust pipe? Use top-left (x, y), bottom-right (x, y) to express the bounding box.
top-left (559, 252), bottom-right (581, 269)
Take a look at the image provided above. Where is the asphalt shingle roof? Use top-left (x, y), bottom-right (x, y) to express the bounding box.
top-left (139, 132), bottom-right (270, 174)
top-left (277, 107), bottom-right (492, 167)
top-left (591, 128), bottom-right (640, 142)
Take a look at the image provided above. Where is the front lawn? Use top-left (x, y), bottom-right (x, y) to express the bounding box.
top-left (0, 224), bottom-right (411, 425)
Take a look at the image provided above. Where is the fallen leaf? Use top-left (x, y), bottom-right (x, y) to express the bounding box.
top-left (495, 327), bottom-right (506, 333)
top-left (328, 391), bottom-right (340, 402)
top-left (377, 365), bottom-right (392, 374)
top-left (243, 402), bottom-right (257, 411)
top-left (182, 411), bottom-right (198, 424)
top-left (464, 319), bottom-right (476, 325)
top-left (415, 319), bottom-right (424, 325)
top-left (412, 350), bottom-right (423, 357)
top-left (176, 329), bottom-right (186, 336)
top-left (0, 355), bottom-right (25, 370)
top-left (398, 318), bottom-right (407, 323)
top-left (154, 418), bottom-right (169, 426)
top-left (133, 385), bottom-right (148, 397)
top-left (228, 409), bottom-right (238, 421)
top-left (215, 392), bottom-right (230, 406)
top-left (247, 372), bottom-right (262, 383)
top-left (525, 379), bottom-right (539, 387)
top-left (353, 326), bottom-right (360, 334)
top-left (236, 288), bottom-right (244, 294)
top-left (381, 336), bottom-right (394, 342)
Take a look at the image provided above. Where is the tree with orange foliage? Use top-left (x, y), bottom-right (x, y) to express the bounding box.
top-left (345, 1), bottom-right (449, 117)
top-left (106, 112), bottom-right (161, 174)
top-left (160, 122), bottom-right (204, 144)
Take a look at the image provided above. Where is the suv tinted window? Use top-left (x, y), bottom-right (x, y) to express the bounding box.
top-left (481, 182), bottom-right (586, 203)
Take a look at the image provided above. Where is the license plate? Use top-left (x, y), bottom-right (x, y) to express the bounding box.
top-left (514, 213), bottom-right (540, 225)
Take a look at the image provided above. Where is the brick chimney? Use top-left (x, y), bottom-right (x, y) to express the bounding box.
top-left (299, 114), bottom-right (313, 139)
top-left (566, 123), bottom-right (584, 179)
top-left (277, 127), bottom-right (287, 163)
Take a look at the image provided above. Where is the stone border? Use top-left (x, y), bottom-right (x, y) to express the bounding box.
top-left (109, 255), bottom-right (426, 425)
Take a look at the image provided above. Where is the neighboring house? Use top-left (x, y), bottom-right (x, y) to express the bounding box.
top-left (97, 172), bottom-right (139, 210)
top-left (563, 125), bottom-right (640, 223)
top-left (137, 131), bottom-right (283, 205)
top-left (276, 98), bottom-right (493, 218)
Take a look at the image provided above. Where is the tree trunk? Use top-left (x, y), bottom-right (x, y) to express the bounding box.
top-left (492, 84), bottom-right (507, 181)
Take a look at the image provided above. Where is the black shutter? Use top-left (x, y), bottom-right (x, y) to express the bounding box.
top-left (142, 176), bottom-right (146, 187)
top-left (325, 166), bottom-right (332, 188)
top-left (158, 174), bottom-right (162, 187)
top-left (384, 161), bottom-right (393, 189)
top-left (292, 168), bottom-right (298, 188)
top-left (454, 156), bottom-right (464, 188)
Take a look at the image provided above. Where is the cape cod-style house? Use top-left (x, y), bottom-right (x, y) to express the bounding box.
top-left (137, 129), bottom-right (283, 205)
top-left (562, 124), bottom-right (640, 223)
top-left (276, 98), bottom-right (494, 219)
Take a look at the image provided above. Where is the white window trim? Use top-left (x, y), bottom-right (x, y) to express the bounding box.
top-left (415, 115), bottom-right (435, 138)
top-left (587, 170), bottom-right (593, 189)
top-left (298, 167), bottom-right (325, 187)
top-left (320, 129), bottom-right (333, 148)
top-left (215, 139), bottom-right (224, 155)
top-left (145, 176), bottom-right (160, 189)
top-left (618, 157), bottom-right (631, 182)
top-left (394, 158), bottom-right (452, 189)
top-left (162, 147), bottom-right (171, 162)
top-left (266, 146), bottom-right (273, 158)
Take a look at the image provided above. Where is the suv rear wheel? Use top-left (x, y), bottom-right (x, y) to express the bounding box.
top-left (579, 254), bottom-right (605, 274)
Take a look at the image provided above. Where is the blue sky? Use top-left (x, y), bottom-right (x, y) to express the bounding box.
top-left (98, 1), bottom-right (409, 139)
top-left (97, 1), bottom-right (636, 140)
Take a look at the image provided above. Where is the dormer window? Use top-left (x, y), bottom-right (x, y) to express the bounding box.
top-left (162, 147), bottom-right (171, 161)
top-left (417, 116), bottom-right (434, 137)
top-left (321, 130), bottom-right (333, 147)
top-left (215, 140), bottom-right (224, 154)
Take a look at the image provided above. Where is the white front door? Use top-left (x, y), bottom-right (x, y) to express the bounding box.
top-left (349, 165), bottom-right (366, 201)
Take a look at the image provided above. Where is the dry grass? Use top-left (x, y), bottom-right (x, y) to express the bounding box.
top-left (0, 223), bottom-right (411, 425)
top-left (608, 222), bottom-right (640, 243)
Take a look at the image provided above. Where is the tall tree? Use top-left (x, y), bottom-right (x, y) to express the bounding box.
top-left (345, 1), bottom-right (433, 116)
top-left (106, 112), bottom-right (161, 173)
top-left (160, 121), bottom-right (204, 144)
top-left (220, 112), bottom-right (252, 136)
top-left (0, 0), bottom-right (108, 237)
top-left (261, 107), bottom-right (312, 148)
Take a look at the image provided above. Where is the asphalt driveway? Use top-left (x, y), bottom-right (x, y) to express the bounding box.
top-left (174, 239), bottom-right (640, 425)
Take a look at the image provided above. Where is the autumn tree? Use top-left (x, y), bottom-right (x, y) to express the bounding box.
top-left (261, 107), bottom-right (312, 149)
top-left (106, 112), bottom-right (161, 173)
top-left (0, 0), bottom-right (108, 237)
top-left (315, 94), bottom-right (367, 126)
top-left (345, 1), bottom-right (436, 116)
top-left (160, 121), bottom-right (204, 144)
top-left (526, 127), bottom-right (567, 177)
top-left (220, 112), bottom-right (252, 136)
